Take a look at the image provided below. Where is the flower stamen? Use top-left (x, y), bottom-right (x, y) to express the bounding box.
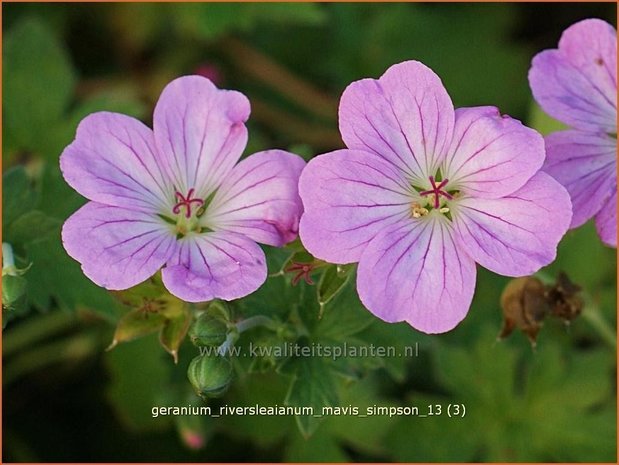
top-left (173, 188), bottom-right (204, 218)
top-left (419, 176), bottom-right (453, 208)
top-left (411, 202), bottom-right (429, 218)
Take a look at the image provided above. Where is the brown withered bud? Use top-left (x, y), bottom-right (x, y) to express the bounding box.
top-left (545, 272), bottom-right (584, 323)
top-left (499, 272), bottom-right (584, 346)
top-left (499, 276), bottom-right (550, 346)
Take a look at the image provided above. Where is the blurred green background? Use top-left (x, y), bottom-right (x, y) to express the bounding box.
top-left (2, 2), bottom-right (617, 462)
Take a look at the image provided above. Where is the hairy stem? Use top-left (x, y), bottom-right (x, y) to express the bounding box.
top-left (215, 315), bottom-right (274, 356)
top-left (235, 315), bottom-right (274, 333)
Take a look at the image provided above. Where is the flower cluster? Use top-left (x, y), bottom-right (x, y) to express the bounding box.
top-left (61, 18), bottom-right (613, 334)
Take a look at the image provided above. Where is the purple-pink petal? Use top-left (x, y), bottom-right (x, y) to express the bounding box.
top-left (452, 172), bottom-right (572, 276)
top-left (444, 106), bottom-right (545, 198)
top-left (298, 149), bottom-right (413, 264)
top-left (205, 150), bottom-right (306, 247)
top-left (60, 112), bottom-right (171, 213)
top-left (528, 19), bottom-right (617, 133)
top-left (357, 217), bottom-right (476, 334)
top-left (153, 75), bottom-right (250, 196)
top-left (543, 130), bottom-right (616, 229)
top-left (339, 60), bottom-right (455, 182)
top-left (62, 202), bottom-right (177, 290)
top-left (595, 188), bottom-right (617, 247)
top-left (161, 232), bottom-right (267, 302)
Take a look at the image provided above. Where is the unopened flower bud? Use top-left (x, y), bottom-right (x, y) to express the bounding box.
top-left (189, 313), bottom-right (229, 347)
top-left (187, 355), bottom-right (233, 398)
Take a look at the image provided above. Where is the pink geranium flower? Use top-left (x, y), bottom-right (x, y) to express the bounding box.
top-left (61, 76), bottom-right (305, 302)
top-left (299, 61), bottom-right (572, 334)
top-left (529, 18), bottom-right (617, 247)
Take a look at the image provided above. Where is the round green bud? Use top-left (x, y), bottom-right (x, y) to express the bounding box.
top-left (189, 313), bottom-right (229, 347)
top-left (187, 355), bottom-right (233, 398)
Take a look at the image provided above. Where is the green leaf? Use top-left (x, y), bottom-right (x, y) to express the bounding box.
top-left (357, 320), bottom-right (428, 382)
top-left (105, 335), bottom-right (170, 431)
top-left (387, 327), bottom-right (616, 462)
top-left (108, 309), bottom-right (167, 350)
top-left (323, 4), bottom-right (531, 116)
top-left (232, 272), bottom-right (302, 320)
top-left (222, 373), bottom-right (294, 448)
top-left (176, 3), bottom-right (326, 40)
top-left (160, 307), bottom-right (191, 363)
top-left (523, 346), bottom-right (615, 461)
top-left (387, 393), bottom-right (480, 462)
top-left (20, 162), bottom-right (119, 318)
top-left (285, 425), bottom-right (348, 462)
top-left (249, 3), bottom-right (326, 25)
top-left (71, 88), bottom-right (147, 121)
top-left (285, 376), bottom-right (398, 461)
top-left (325, 377), bottom-right (398, 457)
top-left (44, 87), bottom-right (148, 162)
top-left (285, 355), bottom-right (339, 438)
top-left (314, 276), bottom-right (375, 341)
top-left (110, 275), bottom-right (166, 308)
top-left (3, 17), bottom-right (76, 152)
top-left (24, 231), bottom-right (119, 319)
top-left (317, 264), bottom-right (354, 309)
top-left (2, 167), bottom-right (37, 228)
top-left (38, 163), bottom-right (85, 220)
top-left (7, 210), bottom-right (60, 245)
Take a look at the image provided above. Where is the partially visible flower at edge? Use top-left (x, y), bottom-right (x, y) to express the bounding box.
top-left (299, 60), bottom-right (572, 334)
top-left (61, 75), bottom-right (305, 302)
top-left (529, 18), bottom-right (617, 247)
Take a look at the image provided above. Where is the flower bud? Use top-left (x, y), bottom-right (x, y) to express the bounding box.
top-left (2, 274), bottom-right (27, 306)
top-left (187, 355), bottom-right (233, 398)
top-left (499, 276), bottom-right (548, 346)
top-left (188, 313), bottom-right (229, 347)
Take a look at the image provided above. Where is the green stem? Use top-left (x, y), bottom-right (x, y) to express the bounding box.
top-left (580, 299), bottom-right (617, 349)
top-left (3, 310), bottom-right (78, 357)
top-left (235, 315), bottom-right (273, 333)
top-left (216, 332), bottom-right (238, 356)
top-left (215, 315), bottom-right (274, 356)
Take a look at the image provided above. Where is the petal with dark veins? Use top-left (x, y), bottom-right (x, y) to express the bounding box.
top-left (205, 150), bottom-right (306, 247)
top-left (162, 232), bottom-right (267, 302)
top-left (357, 216), bottom-right (476, 334)
top-left (62, 202), bottom-right (177, 289)
top-left (452, 172), bottom-right (572, 276)
top-left (299, 149), bottom-right (413, 264)
top-left (339, 60), bottom-right (455, 183)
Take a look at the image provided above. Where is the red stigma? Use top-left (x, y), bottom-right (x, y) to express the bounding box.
top-left (419, 176), bottom-right (453, 208)
top-left (285, 262), bottom-right (316, 286)
top-left (172, 188), bottom-right (204, 218)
